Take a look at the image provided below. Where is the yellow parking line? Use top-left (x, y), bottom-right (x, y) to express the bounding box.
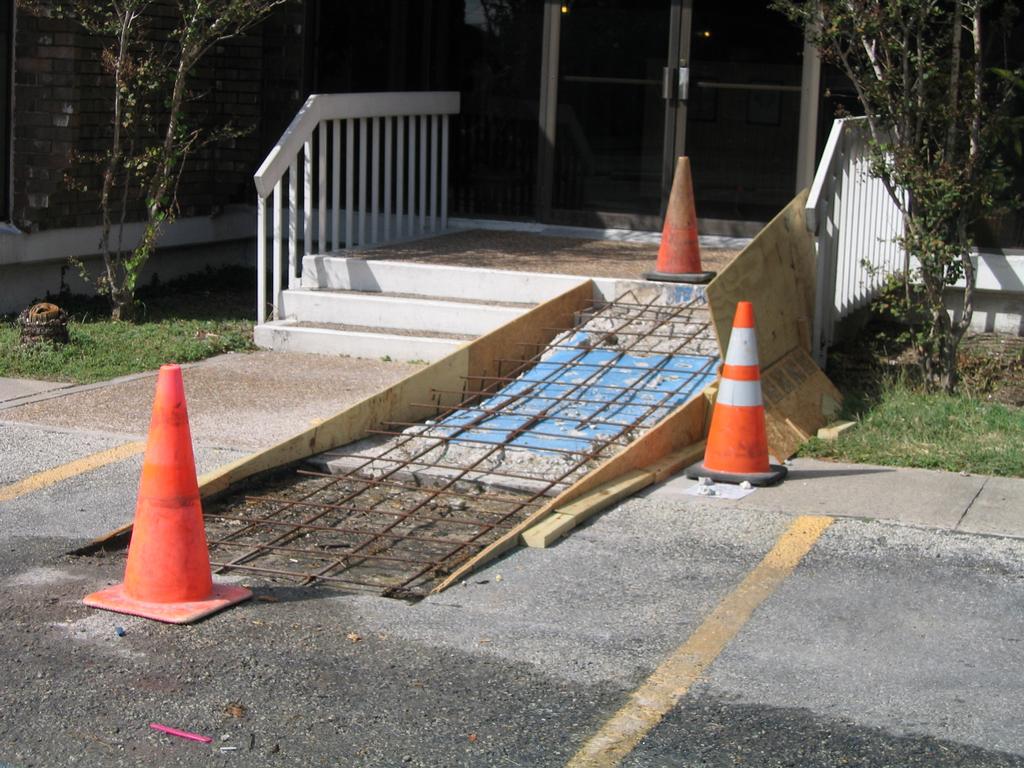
top-left (567, 514), bottom-right (834, 768)
top-left (0, 441), bottom-right (146, 503)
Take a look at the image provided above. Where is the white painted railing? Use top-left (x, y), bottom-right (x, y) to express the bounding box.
top-left (806, 117), bottom-right (906, 363)
top-left (253, 91), bottom-right (461, 323)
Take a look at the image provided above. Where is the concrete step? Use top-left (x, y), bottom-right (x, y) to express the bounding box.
top-left (253, 320), bottom-right (463, 363)
top-left (280, 288), bottom-right (528, 336)
top-left (301, 254), bottom-right (713, 308)
top-left (302, 255), bottom-right (593, 304)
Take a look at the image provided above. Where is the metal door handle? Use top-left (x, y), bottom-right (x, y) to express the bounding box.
top-left (662, 66), bottom-right (676, 101)
top-left (679, 65), bottom-right (690, 102)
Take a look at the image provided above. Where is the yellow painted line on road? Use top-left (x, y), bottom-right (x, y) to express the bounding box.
top-left (567, 514), bottom-right (834, 768)
top-left (0, 441), bottom-right (146, 503)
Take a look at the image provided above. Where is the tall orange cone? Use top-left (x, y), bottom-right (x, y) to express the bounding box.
top-left (686, 301), bottom-right (787, 486)
top-left (645, 156), bottom-right (715, 284)
top-left (84, 364), bottom-right (251, 623)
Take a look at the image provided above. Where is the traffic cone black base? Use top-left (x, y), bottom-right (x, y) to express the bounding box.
top-left (684, 461), bottom-right (788, 487)
top-left (644, 269), bottom-right (716, 284)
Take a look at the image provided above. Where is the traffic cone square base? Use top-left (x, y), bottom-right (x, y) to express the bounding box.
top-left (84, 582), bottom-right (252, 625)
top-left (684, 460), bottom-right (787, 487)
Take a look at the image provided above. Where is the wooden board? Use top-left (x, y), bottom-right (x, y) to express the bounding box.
top-left (760, 346), bottom-right (843, 459)
top-left (817, 420), bottom-right (857, 441)
top-left (705, 190), bottom-right (816, 370)
top-left (520, 439), bottom-right (708, 549)
top-left (521, 470), bottom-right (654, 548)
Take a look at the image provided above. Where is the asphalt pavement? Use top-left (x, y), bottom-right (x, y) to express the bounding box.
top-left (1, 354), bottom-right (1022, 767)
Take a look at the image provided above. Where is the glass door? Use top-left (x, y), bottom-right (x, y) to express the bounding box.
top-left (678, 0), bottom-right (805, 221)
top-left (551, 0), bottom-right (680, 219)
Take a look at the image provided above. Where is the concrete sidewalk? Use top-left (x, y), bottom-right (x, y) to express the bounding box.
top-left (0, 351), bottom-right (423, 452)
top-left (647, 459), bottom-right (1021, 540)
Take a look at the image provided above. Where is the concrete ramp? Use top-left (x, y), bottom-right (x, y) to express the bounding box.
top-left (202, 282), bottom-right (718, 597)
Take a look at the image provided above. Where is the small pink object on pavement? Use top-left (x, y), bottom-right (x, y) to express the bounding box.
top-left (149, 722), bottom-right (213, 744)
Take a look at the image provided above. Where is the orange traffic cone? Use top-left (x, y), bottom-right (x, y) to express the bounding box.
top-left (84, 364), bottom-right (251, 623)
top-left (686, 301), bottom-right (787, 486)
top-left (645, 156), bottom-right (715, 284)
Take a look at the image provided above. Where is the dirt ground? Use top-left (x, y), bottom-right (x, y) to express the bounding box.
top-left (359, 229), bottom-right (738, 279)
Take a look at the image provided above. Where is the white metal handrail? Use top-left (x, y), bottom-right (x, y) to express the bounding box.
top-left (806, 117), bottom-right (906, 363)
top-left (254, 91), bottom-right (461, 323)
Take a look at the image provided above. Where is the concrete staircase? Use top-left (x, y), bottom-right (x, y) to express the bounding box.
top-left (253, 255), bottom-right (595, 362)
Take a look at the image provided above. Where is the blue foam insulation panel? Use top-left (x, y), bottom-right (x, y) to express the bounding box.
top-left (436, 331), bottom-right (719, 456)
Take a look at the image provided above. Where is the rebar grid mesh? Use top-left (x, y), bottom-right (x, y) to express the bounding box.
top-left (203, 290), bottom-right (718, 598)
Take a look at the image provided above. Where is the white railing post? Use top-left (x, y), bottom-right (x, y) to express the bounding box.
top-left (346, 119), bottom-right (354, 249)
top-left (253, 92), bottom-right (461, 323)
top-left (441, 114), bottom-right (449, 230)
top-left (419, 115), bottom-right (427, 234)
top-left (332, 119), bottom-right (341, 252)
top-left (318, 121), bottom-right (327, 252)
top-left (372, 116), bottom-right (381, 244)
top-left (358, 117), bottom-right (368, 246)
top-left (256, 194), bottom-right (266, 324)
top-left (384, 117), bottom-right (393, 241)
top-left (272, 179), bottom-right (282, 319)
top-left (303, 136), bottom-right (312, 257)
top-left (430, 114), bottom-right (439, 232)
top-left (397, 116), bottom-right (405, 239)
top-left (288, 159), bottom-right (297, 289)
top-left (806, 116), bottom-right (906, 365)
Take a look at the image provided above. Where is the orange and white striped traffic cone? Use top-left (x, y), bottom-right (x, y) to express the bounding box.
top-left (645, 156), bottom-right (715, 284)
top-left (686, 301), bottom-right (787, 486)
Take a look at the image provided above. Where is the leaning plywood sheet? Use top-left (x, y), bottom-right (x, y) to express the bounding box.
top-left (761, 346), bottom-right (842, 459)
top-left (705, 189), bottom-right (816, 369)
top-left (705, 188), bottom-right (840, 458)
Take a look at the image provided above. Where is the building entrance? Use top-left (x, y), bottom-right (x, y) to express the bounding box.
top-left (543, 0), bottom-right (807, 229)
top-left (305, 1), bottom-right (813, 231)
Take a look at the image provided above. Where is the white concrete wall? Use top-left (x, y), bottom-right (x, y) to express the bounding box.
top-left (0, 207), bottom-right (255, 314)
top-left (1, 239), bottom-right (255, 314)
top-left (944, 250), bottom-right (1024, 335)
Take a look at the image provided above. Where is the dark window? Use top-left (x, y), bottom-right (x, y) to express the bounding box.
top-left (308, 0), bottom-right (544, 219)
top-left (0, 0), bottom-right (11, 219)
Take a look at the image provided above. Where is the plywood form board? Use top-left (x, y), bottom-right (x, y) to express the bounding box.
top-left (434, 392), bottom-right (709, 591)
top-left (760, 346), bottom-right (843, 459)
top-left (705, 189), bottom-right (816, 370)
top-left (466, 280), bottom-right (594, 396)
top-left (198, 351), bottom-right (469, 497)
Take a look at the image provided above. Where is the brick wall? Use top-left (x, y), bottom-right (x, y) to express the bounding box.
top-left (10, 1), bottom-right (306, 233)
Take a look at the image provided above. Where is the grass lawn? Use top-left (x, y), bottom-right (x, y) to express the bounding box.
top-left (0, 267), bottom-right (256, 384)
top-left (799, 323), bottom-right (1024, 477)
top-left (800, 383), bottom-right (1024, 477)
